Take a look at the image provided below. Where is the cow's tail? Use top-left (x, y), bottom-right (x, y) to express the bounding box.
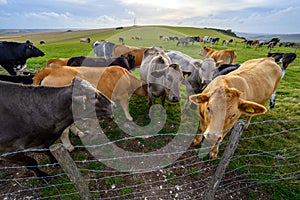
top-left (32, 68), bottom-right (51, 85)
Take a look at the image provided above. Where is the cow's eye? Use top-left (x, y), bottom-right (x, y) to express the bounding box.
top-left (28, 45), bottom-right (32, 49)
top-left (230, 113), bottom-right (236, 119)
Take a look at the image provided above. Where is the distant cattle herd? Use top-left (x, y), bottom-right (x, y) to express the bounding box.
top-left (0, 32), bottom-right (298, 180)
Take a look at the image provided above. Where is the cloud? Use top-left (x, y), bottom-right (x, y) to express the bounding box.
top-left (0, 0), bottom-right (7, 4)
top-left (24, 11), bottom-right (71, 20)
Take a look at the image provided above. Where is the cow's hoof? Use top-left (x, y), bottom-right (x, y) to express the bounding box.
top-left (209, 152), bottom-right (218, 160)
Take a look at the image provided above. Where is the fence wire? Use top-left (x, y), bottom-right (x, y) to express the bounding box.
top-left (0, 119), bottom-right (299, 199)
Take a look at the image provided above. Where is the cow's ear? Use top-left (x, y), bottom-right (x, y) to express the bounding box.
top-left (189, 93), bottom-right (209, 105)
top-left (182, 71), bottom-right (191, 78)
top-left (151, 69), bottom-right (166, 78)
top-left (238, 99), bottom-right (267, 116)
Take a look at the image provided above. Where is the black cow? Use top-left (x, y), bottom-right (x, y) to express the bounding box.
top-left (0, 74), bottom-right (35, 84)
top-left (67, 54), bottom-right (135, 71)
top-left (212, 64), bottom-right (241, 79)
top-left (0, 41), bottom-right (45, 75)
top-left (267, 52), bottom-right (297, 70)
top-left (0, 78), bottom-right (114, 178)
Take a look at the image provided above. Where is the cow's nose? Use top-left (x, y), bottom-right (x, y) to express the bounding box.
top-left (172, 96), bottom-right (180, 102)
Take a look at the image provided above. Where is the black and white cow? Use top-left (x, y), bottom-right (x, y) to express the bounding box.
top-left (176, 36), bottom-right (200, 46)
top-left (267, 52), bottom-right (297, 71)
top-left (0, 41), bottom-right (45, 75)
top-left (0, 78), bottom-right (114, 178)
top-left (67, 55), bottom-right (135, 71)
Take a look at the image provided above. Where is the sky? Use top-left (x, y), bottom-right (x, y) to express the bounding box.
top-left (0, 0), bottom-right (299, 34)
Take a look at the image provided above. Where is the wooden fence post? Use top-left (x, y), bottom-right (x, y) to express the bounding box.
top-left (50, 143), bottom-right (93, 200)
top-left (204, 120), bottom-right (245, 200)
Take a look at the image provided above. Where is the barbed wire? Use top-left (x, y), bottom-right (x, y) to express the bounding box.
top-left (0, 119), bottom-right (299, 199)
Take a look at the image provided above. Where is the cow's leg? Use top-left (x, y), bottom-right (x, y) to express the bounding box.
top-left (147, 95), bottom-right (153, 119)
top-left (209, 143), bottom-right (220, 160)
top-left (161, 93), bottom-right (166, 108)
top-left (192, 127), bottom-right (204, 146)
top-left (60, 125), bottom-right (75, 152)
top-left (1, 64), bottom-right (17, 75)
top-left (5, 153), bottom-right (49, 178)
top-left (119, 94), bottom-right (133, 121)
top-left (70, 123), bottom-right (85, 137)
top-left (270, 91), bottom-right (276, 109)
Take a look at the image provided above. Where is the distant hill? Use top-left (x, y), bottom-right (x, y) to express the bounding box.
top-left (236, 32), bottom-right (300, 43)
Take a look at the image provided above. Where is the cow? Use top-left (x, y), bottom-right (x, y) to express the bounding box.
top-left (176, 36), bottom-right (200, 46)
top-left (140, 46), bottom-right (191, 118)
top-left (33, 65), bottom-right (146, 151)
top-left (160, 36), bottom-right (169, 42)
top-left (46, 58), bottom-right (70, 68)
top-left (67, 55), bottom-right (135, 71)
top-left (199, 46), bottom-right (237, 65)
top-left (0, 41), bottom-right (45, 75)
top-left (166, 50), bottom-right (220, 109)
top-left (189, 57), bottom-right (282, 160)
top-left (222, 39), bottom-right (234, 46)
top-left (92, 41), bottom-right (115, 58)
top-left (267, 52), bottom-right (297, 71)
top-left (0, 78), bottom-right (114, 178)
top-left (34, 65), bottom-right (146, 122)
top-left (119, 37), bottom-right (124, 44)
top-left (203, 36), bottom-right (219, 46)
top-left (112, 44), bottom-right (148, 67)
top-left (0, 74), bottom-right (35, 84)
top-left (79, 37), bottom-right (90, 43)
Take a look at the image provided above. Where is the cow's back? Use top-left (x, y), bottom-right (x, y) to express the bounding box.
top-left (213, 57), bottom-right (282, 104)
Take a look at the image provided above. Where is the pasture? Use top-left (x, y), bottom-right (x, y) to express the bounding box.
top-left (0, 26), bottom-right (299, 199)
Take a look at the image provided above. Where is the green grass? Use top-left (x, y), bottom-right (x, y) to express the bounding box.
top-left (2, 25), bottom-right (299, 199)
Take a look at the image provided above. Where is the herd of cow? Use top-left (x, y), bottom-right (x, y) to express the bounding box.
top-left (0, 38), bottom-right (297, 180)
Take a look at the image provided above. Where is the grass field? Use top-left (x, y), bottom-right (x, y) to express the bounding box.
top-left (0, 25), bottom-right (299, 199)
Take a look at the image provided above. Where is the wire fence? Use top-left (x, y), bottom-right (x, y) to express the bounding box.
top-left (0, 119), bottom-right (299, 199)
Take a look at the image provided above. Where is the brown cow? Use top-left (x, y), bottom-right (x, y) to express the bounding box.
top-left (46, 58), bottom-right (69, 68)
top-left (199, 46), bottom-right (236, 65)
top-left (33, 66), bottom-right (147, 151)
top-left (189, 57), bottom-right (282, 160)
top-left (113, 44), bottom-right (148, 67)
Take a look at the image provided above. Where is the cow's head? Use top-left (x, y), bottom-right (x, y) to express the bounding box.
top-left (125, 54), bottom-right (135, 70)
top-left (24, 43), bottom-right (45, 59)
top-left (151, 63), bottom-right (191, 102)
top-left (194, 58), bottom-right (218, 85)
top-left (199, 46), bottom-right (210, 57)
top-left (189, 86), bottom-right (267, 145)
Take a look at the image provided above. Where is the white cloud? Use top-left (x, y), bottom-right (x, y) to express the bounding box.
top-left (24, 11), bottom-right (71, 20)
top-left (0, 0), bottom-right (7, 4)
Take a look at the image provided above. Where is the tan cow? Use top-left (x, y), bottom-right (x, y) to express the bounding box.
top-left (46, 58), bottom-right (69, 68)
top-left (189, 57), bottom-right (282, 159)
top-left (33, 65), bottom-right (147, 151)
top-left (113, 44), bottom-right (148, 67)
top-left (199, 46), bottom-right (236, 65)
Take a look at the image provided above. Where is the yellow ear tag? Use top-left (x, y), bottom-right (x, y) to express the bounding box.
top-left (196, 96), bottom-right (202, 103)
top-left (184, 74), bottom-right (189, 78)
top-left (246, 107), bottom-right (255, 113)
